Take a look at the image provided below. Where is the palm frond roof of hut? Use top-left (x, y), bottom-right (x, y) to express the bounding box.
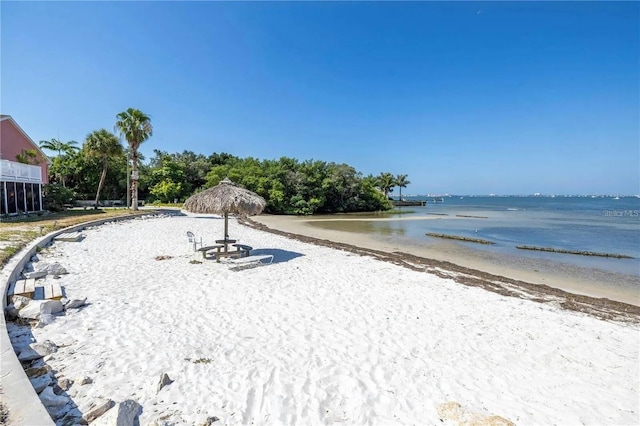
top-left (183, 178), bottom-right (266, 216)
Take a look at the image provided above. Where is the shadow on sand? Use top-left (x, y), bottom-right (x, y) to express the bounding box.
top-left (249, 248), bottom-right (303, 264)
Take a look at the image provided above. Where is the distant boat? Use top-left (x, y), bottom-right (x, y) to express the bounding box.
top-left (614, 195), bottom-right (620, 200)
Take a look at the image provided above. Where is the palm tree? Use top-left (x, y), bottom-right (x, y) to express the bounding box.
top-left (15, 149), bottom-right (40, 165)
top-left (39, 138), bottom-right (79, 156)
top-left (84, 129), bottom-right (123, 208)
top-left (395, 174), bottom-right (411, 201)
top-left (114, 108), bottom-right (153, 210)
top-left (40, 139), bottom-right (80, 186)
top-left (376, 172), bottom-right (396, 199)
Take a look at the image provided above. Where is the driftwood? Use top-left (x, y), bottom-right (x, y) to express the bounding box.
top-left (426, 233), bottom-right (495, 245)
top-left (516, 245), bottom-right (633, 259)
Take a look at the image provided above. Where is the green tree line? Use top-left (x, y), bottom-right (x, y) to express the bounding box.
top-left (37, 108), bottom-right (411, 215)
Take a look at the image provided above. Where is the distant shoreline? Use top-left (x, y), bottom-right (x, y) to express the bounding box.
top-left (248, 214), bottom-right (640, 308)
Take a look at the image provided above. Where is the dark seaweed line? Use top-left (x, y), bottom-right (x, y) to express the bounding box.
top-left (455, 214), bottom-right (489, 219)
top-left (516, 245), bottom-right (633, 259)
top-left (426, 233), bottom-right (495, 245)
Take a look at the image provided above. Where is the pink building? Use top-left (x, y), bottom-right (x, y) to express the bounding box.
top-left (0, 115), bottom-right (50, 215)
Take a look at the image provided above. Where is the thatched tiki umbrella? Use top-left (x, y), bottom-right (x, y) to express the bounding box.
top-left (183, 178), bottom-right (266, 240)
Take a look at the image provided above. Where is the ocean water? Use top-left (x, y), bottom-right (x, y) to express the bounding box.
top-left (311, 196), bottom-right (640, 277)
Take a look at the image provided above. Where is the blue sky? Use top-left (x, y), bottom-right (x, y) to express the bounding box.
top-left (2, 1), bottom-right (638, 195)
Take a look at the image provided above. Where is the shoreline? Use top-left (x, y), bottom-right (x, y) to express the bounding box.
top-left (248, 214), bottom-right (640, 310)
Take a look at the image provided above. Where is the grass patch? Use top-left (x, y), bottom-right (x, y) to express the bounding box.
top-left (2, 246), bottom-right (21, 258)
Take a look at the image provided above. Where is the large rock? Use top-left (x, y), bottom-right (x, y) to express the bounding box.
top-left (35, 262), bottom-right (68, 275)
top-left (65, 298), bottom-right (87, 309)
top-left (5, 296), bottom-right (30, 319)
top-left (39, 386), bottom-right (69, 407)
top-left (60, 410), bottom-right (86, 426)
top-left (58, 377), bottom-right (74, 391)
top-left (81, 398), bottom-right (114, 423)
top-left (17, 347), bottom-right (43, 362)
top-left (157, 373), bottom-right (173, 393)
top-left (30, 374), bottom-right (53, 393)
top-left (37, 314), bottom-right (57, 327)
top-left (23, 270), bottom-right (47, 279)
top-left (436, 401), bottom-right (515, 426)
top-left (18, 300), bottom-right (64, 319)
top-left (76, 375), bottom-right (93, 385)
top-left (11, 295), bottom-right (31, 309)
top-left (480, 416), bottom-right (516, 426)
top-left (51, 403), bottom-right (74, 422)
top-left (25, 365), bottom-right (52, 378)
top-left (92, 400), bottom-right (141, 426)
top-left (30, 340), bottom-right (58, 357)
top-left (5, 304), bottom-right (19, 320)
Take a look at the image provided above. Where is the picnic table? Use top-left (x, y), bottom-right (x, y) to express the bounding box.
top-left (215, 239), bottom-right (237, 252)
top-left (198, 242), bottom-right (253, 262)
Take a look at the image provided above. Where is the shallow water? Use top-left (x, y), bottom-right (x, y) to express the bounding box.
top-left (308, 196), bottom-right (640, 277)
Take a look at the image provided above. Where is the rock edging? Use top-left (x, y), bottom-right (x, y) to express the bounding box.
top-left (0, 213), bottom-right (157, 426)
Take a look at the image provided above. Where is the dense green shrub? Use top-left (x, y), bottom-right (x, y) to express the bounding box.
top-left (204, 157), bottom-right (392, 215)
top-left (43, 184), bottom-right (75, 211)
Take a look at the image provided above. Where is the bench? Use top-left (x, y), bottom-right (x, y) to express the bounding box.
top-left (55, 232), bottom-right (84, 242)
top-left (215, 239), bottom-right (237, 245)
top-left (34, 283), bottom-right (64, 301)
top-left (7, 279), bottom-right (36, 303)
top-left (198, 244), bottom-right (254, 262)
top-left (227, 254), bottom-right (274, 267)
top-left (232, 244), bottom-right (253, 257)
top-left (197, 244), bottom-right (225, 259)
top-left (8, 280), bottom-right (64, 304)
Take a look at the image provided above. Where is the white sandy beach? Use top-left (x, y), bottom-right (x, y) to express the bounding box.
top-left (22, 213), bottom-right (640, 425)
top-left (251, 215), bottom-right (640, 306)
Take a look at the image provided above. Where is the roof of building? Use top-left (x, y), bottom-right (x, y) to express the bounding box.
top-left (0, 115), bottom-right (51, 164)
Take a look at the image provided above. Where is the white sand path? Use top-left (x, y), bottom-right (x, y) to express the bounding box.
top-left (28, 214), bottom-right (639, 425)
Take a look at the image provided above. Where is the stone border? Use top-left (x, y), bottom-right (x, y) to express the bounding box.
top-left (1, 213), bottom-right (158, 426)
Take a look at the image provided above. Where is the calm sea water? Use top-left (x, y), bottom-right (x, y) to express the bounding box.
top-left (312, 196), bottom-right (640, 277)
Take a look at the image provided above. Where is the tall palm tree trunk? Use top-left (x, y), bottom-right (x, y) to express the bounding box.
top-left (131, 152), bottom-right (139, 211)
top-left (95, 156), bottom-right (108, 208)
